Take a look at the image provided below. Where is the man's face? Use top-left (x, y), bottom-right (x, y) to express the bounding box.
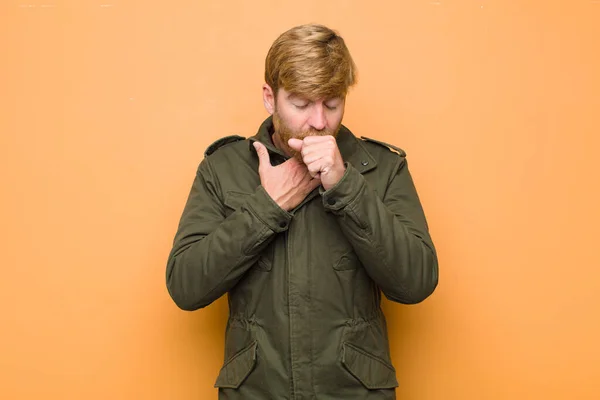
top-left (272, 87), bottom-right (345, 159)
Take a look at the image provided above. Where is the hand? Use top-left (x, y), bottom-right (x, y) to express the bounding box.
top-left (288, 136), bottom-right (346, 191)
top-left (253, 142), bottom-right (321, 211)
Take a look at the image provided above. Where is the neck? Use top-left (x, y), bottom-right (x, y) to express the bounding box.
top-left (271, 131), bottom-right (293, 157)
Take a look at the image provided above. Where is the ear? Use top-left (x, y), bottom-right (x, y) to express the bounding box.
top-left (262, 84), bottom-right (275, 115)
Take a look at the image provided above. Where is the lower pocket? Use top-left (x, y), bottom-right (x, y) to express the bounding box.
top-left (341, 342), bottom-right (399, 390)
top-left (214, 340), bottom-right (258, 389)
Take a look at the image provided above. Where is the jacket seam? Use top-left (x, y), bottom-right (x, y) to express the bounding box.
top-left (199, 223), bottom-right (269, 305)
top-left (382, 156), bottom-right (405, 203)
top-left (346, 184), bottom-right (413, 302)
top-left (333, 165), bottom-right (367, 215)
top-left (344, 311), bottom-right (381, 328)
top-left (202, 156), bottom-right (226, 205)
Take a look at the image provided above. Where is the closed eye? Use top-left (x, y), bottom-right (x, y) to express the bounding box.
top-left (325, 98), bottom-right (342, 110)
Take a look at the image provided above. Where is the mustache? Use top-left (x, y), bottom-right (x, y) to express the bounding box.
top-left (296, 129), bottom-right (335, 139)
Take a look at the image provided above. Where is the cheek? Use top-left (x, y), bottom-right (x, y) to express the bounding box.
top-left (282, 112), bottom-right (309, 132)
top-left (327, 112), bottom-right (344, 129)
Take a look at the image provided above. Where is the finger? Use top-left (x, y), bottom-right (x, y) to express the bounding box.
top-left (288, 138), bottom-right (304, 152)
top-left (298, 137), bottom-right (336, 159)
top-left (306, 163), bottom-right (322, 178)
top-left (304, 156), bottom-right (332, 176)
top-left (301, 151), bottom-right (331, 165)
top-left (302, 135), bottom-right (335, 145)
top-left (307, 177), bottom-right (322, 192)
top-left (253, 142), bottom-right (271, 171)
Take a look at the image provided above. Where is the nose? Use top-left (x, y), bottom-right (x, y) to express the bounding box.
top-left (308, 103), bottom-right (326, 131)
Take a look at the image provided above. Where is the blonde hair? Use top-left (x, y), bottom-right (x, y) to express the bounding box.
top-left (265, 24), bottom-right (357, 100)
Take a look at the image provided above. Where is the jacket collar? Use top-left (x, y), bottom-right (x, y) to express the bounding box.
top-left (248, 116), bottom-right (377, 174)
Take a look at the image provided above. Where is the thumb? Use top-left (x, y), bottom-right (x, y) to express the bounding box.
top-left (288, 138), bottom-right (303, 152)
top-left (253, 141), bottom-right (271, 170)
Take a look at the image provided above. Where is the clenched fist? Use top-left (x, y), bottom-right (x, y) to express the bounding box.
top-left (288, 136), bottom-right (345, 191)
top-left (253, 141), bottom-right (321, 211)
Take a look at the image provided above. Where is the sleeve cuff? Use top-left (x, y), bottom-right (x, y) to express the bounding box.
top-left (244, 185), bottom-right (293, 232)
top-left (320, 162), bottom-right (365, 213)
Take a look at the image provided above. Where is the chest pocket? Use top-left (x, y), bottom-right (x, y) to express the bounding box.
top-left (334, 250), bottom-right (360, 271)
top-left (224, 191), bottom-right (274, 272)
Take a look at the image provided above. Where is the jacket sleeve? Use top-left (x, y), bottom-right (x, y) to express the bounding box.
top-left (320, 157), bottom-right (438, 304)
top-left (166, 158), bottom-right (292, 311)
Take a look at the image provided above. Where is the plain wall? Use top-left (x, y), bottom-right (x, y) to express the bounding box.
top-left (2, 1), bottom-right (599, 399)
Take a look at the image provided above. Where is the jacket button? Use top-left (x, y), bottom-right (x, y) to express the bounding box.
top-left (279, 222), bottom-right (287, 228)
top-left (327, 198), bottom-right (336, 206)
top-left (361, 160), bottom-right (369, 166)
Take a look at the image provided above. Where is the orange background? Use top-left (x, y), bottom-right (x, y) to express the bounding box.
top-left (2, 1), bottom-right (599, 399)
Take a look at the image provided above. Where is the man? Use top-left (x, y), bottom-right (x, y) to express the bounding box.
top-left (166, 24), bottom-right (438, 399)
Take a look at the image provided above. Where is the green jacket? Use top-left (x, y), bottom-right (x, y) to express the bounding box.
top-left (166, 116), bottom-right (438, 399)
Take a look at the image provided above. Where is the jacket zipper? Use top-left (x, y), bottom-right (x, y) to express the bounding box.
top-left (285, 229), bottom-right (296, 399)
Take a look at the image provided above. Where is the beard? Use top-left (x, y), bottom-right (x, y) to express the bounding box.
top-left (272, 111), bottom-right (341, 161)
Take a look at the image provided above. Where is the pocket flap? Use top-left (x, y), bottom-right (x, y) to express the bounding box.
top-left (214, 341), bottom-right (258, 389)
top-left (333, 251), bottom-right (360, 271)
top-left (341, 342), bottom-right (399, 389)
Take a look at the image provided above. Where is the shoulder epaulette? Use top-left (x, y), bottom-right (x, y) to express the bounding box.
top-left (360, 136), bottom-right (406, 157)
top-left (204, 135), bottom-right (245, 156)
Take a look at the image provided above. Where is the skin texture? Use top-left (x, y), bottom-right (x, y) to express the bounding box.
top-left (255, 85), bottom-right (348, 209)
top-left (252, 142), bottom-right (321, 211)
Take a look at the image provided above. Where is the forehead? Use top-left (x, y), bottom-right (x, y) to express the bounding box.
top-left (277, 87), bottom-right (343, 102)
